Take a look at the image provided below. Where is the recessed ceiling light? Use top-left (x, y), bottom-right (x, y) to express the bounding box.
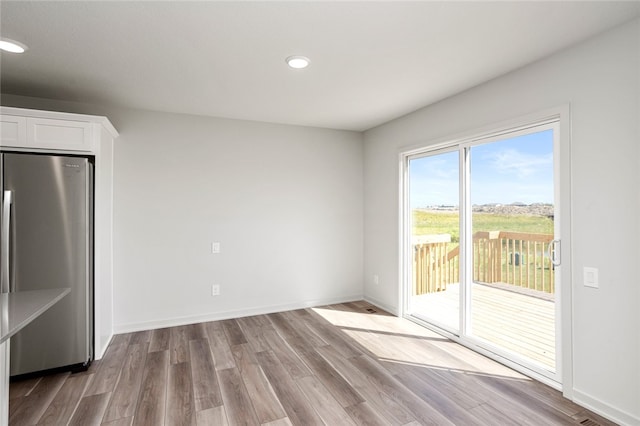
top-left (286, 55), bottom-right (310, 69)
top-left (0, 38), bottom-right (28, 54)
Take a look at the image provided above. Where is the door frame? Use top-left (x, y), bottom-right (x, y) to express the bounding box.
top-left (399, 105), bottom-right (572, 394)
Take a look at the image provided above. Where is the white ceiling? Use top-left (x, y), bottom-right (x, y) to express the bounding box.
top-left (1, 1), bottom-right (638, 131)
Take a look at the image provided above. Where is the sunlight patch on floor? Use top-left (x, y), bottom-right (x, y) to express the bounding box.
top-left (312, 305), bottom-right (527, 380)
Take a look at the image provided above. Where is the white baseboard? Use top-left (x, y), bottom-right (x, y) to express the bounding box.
top-left (573, 388), bottom-right (639, 426)
top-left (363, 295), bottom-right (399, 316)
top-left (113, 294), bottom-right (364, 334)
top-left (95, 333), bottom-right (113, 360)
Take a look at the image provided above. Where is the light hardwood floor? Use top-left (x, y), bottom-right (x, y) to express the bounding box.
top-left (9, 301), bottom-right (615, 425)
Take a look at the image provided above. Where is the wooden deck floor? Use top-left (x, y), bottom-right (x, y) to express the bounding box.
top-left (412, 283), bottom-right (555, 370)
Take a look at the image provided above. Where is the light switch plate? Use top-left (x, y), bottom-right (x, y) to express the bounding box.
top-left (211, 242), bottom-right (220, 254)
top-left (584, 267), bottom-right (599, 288)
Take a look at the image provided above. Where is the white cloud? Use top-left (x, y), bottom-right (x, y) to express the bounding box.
top-left (485, 148), bottom-right (553, 179)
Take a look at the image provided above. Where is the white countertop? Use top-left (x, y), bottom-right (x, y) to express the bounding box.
top-left (0, 288), bottom-right (71, 344)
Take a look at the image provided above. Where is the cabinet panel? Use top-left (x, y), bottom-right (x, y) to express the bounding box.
top-left (26, 118), bottom-right (93, 151)
top-left (0, 115), bottom-right (27, 147)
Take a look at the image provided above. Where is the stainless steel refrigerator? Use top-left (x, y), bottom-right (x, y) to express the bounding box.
top-left (1, 152), bottom-right (93, 377)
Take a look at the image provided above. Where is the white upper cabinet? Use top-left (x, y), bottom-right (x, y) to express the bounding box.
top-left (0, 114), bottom-right (26, 147)
top-left (0, 107), bottom-right (117, 154)
top-left (26, 117), bottom-right (93, 151)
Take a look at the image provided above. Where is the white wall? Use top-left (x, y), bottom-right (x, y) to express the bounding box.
top-left (363, 19), bottom-right (639, 424)
top-left (110, 110), bottom-right (364, 329)
top-left (0, 95), bottom-right (364, 332)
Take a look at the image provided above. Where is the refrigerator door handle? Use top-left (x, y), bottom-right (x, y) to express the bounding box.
top-left (1, 190), bottom-right (12, 293)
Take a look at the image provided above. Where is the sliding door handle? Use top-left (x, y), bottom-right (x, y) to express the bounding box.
top-left (547, 238), bottom-right (561, 267)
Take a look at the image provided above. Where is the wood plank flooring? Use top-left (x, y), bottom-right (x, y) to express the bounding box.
top-left (9, 301), bottom-right (614, 425)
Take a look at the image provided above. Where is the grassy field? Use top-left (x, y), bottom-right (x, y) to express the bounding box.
top-left (412, 210), bottom-right (554, 243)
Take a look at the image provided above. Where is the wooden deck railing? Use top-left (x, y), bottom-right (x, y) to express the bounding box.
top-left (413, 231), bottom-right (554, 296)
top-left (413, 234), bottom-right (456, 295)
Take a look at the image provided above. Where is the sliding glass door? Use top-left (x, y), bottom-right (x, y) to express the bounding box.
top-left (407, 149), bottom-right (461, 333)
top-left (405, 120), bottom-right (561, 382)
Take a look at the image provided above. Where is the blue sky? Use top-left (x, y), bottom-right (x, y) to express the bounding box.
top-left (410, 129), bottom-right (554, 207)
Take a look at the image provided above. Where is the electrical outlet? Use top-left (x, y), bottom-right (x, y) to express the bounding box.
top-left (212, 284), bottom-right (221, 296)
top-left (373, 274), bottom-right (379, 285)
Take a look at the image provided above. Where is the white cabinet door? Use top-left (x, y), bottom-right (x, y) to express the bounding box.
top-left (0, 115), bottom-right (27, 147)
top-left (26, 117), bottom-right (93, 151)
